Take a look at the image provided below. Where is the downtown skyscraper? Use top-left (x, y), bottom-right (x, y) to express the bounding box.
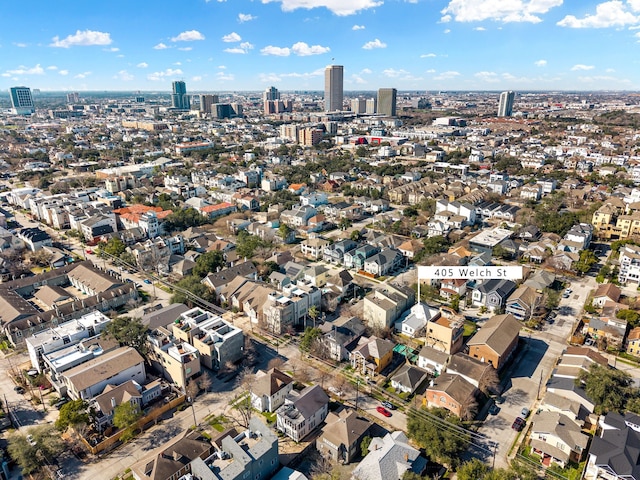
top-left (324, 65), bottom-right (343, 112)
top-left (171, 80), bottom-right (190, 110)
top-left (9, 86), bottom-right (35, 115)
top-left (377, 88), bottom-right (397, 117)
top-left (498, 91), bottom-right (515, 117)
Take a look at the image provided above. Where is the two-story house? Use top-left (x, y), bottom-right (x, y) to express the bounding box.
top-left (276, 385), bottom-right (329, 442)
top-left (250, 368), bottom-right (294, 413)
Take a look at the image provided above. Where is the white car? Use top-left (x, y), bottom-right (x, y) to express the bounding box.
top-left (26, 434), bottom-right (36, 446)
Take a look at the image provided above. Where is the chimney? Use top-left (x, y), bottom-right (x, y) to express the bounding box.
top-left (111, 397), bottom-right (117, 409)
top-left (404, 453), bottom-right (409, 462)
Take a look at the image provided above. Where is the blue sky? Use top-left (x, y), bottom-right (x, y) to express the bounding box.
top-left (1, 0), bottom-right (640, 92)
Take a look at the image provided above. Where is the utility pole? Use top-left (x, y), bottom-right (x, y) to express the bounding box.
top-left (187, 397), bottom-right (197, 428)
top-left (537, 369), bottom-right (544, 400)
top-left (355, 379), bottom-right (360, 411)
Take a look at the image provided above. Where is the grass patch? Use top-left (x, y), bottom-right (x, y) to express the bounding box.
top-left (207, 414), bottom-right (229, 432)
top-left (261, 411), bottom-right (277, 425)
top-left (463, 320), bottom-right (477, 338)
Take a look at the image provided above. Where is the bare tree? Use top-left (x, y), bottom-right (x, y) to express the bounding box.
top-left (198, 374), bottom-right (213, 393)
top-left (478, 366), bottom-right (501, 396)
top-left (186, 379), bottom-right (199, 400)
top-left (316, 369), bottom-right (331, 389)
top-left (267, 357), bottom-right (285, 371)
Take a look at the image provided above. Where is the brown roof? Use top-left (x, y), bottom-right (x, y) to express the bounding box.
top-left (131, 430), bottom-right (212, 480)
top-left (320, 409), bottom-right (372, 448)
top-left (63, 347), bottom-right (144, 392)
top-left (252, 368), bottom-right (293, 397)
top-left (67, 263), bottom-right (123, 292)
top-left (94, 380), bottom-right (142, 415)
top-left (466, 313), bottom-right (520, 357)
top-left (33, 285), bottom-right (71, 309)
top-left (427, 372), bottom-right (477, 404)
top-left (593, 283), bottom-right (621, 302)
top-left (563, 346), bottom-right (609, 366)
top-left (628, 327), bottom-right (640, 342)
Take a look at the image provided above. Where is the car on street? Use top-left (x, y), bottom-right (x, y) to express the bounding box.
top-left (13, 386), bottom-right (24, 394)
top-left (521, 407), bottom-right (530, 418)
top-left (144, 279), bottom-right (152, 284)
top-left (512, 417), bottom-right (526, 431)
top-left (381, 401), bottom-right (396, 410)
top-left (85, 249), bottom-right (93, 254)
top-left (376, 406), bottom-right (392, 417)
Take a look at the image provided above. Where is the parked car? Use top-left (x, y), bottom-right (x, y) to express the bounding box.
top-left (13, 386), bottom-right (24, 394)
top-left (488, 404), bottom-right (500, 415)
top-left (512, 417), bottom-right (526, 431)
top-left (26, 434), bottom-right (36, 446)
top-left (144, 279), bottom-right (152, 284)
top-left (376, 406), bottom-right (392, 417)
top-left (382, 401), bottom-right (396, 410)
top-left (85, 249), bottom-right (93, 254)
top-left (55, 398), bottom-right (70, 410)
top-left (521, 407), bottom-right (530, 418)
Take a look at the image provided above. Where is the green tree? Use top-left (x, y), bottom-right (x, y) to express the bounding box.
top-left (573, 249), bottom-right (598, 274)
top-left (360, 435), bottom-right (372, 458)
top-left (171, 275), bottom-right (216, 305)
top-left (406, 407), bottom-right (469, 469)
top-left (422, 235), bottom-right (450, 255)
top-left (113, 401), bottom-right (142, 442)
top-left (191, 250), bottom-right (225, 279)
top-left (578, 363), bottom-right (633, 414)
top-left (308, 305), bottom-right (320, 328)
top-left (456, 458), bottom-right (490, 480)
top-left (8, 424), bottom-right (65, 475)
top-left (350, 230), bottom-right (362, 242)
top-left (55, 399), bottom-right (89, 431)
top-left (236, 230), bottom-right (266, 258)
top-left (278, 223), bottom-right (292, 240)
top-left (299, 327), bottom-right (322, 352)
top-left (338, 218), bottom-right (352, 230)
top-left (103, 316), bottom-right (148, 356)
top-left (616, 309), bottom-right (640, 327)
top-left (99, 237), bottom-right (126, 258)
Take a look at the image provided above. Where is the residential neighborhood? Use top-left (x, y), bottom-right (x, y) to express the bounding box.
top-left (2, 86), bottom-right (640, 480)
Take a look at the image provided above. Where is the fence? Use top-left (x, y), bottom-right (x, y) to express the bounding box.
top-left (81, 394), bottom-right (186, 455)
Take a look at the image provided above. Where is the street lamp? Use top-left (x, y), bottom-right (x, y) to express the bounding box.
top-left (355, 379), bottom-right (361, 411)
top-left (187, 397), bottom-right (197, 428)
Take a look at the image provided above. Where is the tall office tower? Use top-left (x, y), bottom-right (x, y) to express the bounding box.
top-left (200, 94), bottom-right (217, 114)
top-left (66, 92), bottom-right (80, 104)
top-left (365, 97), bottom-right (377, 114)
top-left (498, 90), bottom-right (515, 117)
top-left (324, 65), bottom-right (344, 112)
top-left (9, 86), bottom-right (35, 114)
top-left (377, 88), bottom-right (397, 117)
top-left (351, 98), bottom-right (366, 114)
top-left (263, 86), bottom-right (280, 102)
top-left (171, 80), bottom-right (189, 110)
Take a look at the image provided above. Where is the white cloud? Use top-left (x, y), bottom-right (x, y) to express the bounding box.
top-left (259, 73), bottom-right (283, 83)
top-left (50, 29), bottom-right (113, 48)
top-left (218, 65), bottom-right (227, 69)
top-left (224, 42), bottom-right (254, 54)
top-left (291, 42), bottom-right (330, 55)
top-left (441, 0), bottom-right (563, 23)
top-left (474, 26), bottom-right (486, 30)
top-left (426, 69), bottom-right (436, 73)
top-left (192, 75), bottom-right (203, 81)
top-left (153, 42), bottom-right (169, 50)
top-left (433, 70), bottom-right (460, 80)
top-left (420, 53), bottom-right (437, 58)
top-left (535, 59), bottom-right (547, 66)
top-left (360, 68), bottom-right (372, 74)
top-left (222, 32), bottom-right (242, 42)
top-left (475, 70), bottom-right (500, 82)
top-left (59, 70), bottom-right (69, 76)
top-left (147, 68), bottom-right (183, 81)
top-left (238, 13), bottom-right (257, 22)
top-left (74, 71), bottom-right (92, 79)
top-left (261, 45), bottom-right (291, 56)
top-left (6, 64), bottom-right (44, 75)
top-left (171, 30), bottom-right (205, 42)
top-left (558, 1), bottom-right (639, 28)
top-left (383, 68), bottom-right (409, 78)
top-left (174, 62), bottom-right (182, 66)
top-left (178, 47), bottom-right (192, 51)
top-left (114, 70), bottom-right (134, 81)
top-left (362, 38), bottom-right (387, 49)
top-left (261, 0), bottom-right (383, 16)
top-left (104, 47), bottom-right (119, 52)
top-left (352, 24), bottom-right (366, 30)
top-left (606, 67), bottom-right (616, 72)
top-left (137, 62), bottom-right (149, 68)
top-left (444, 28), bottom-right (451, 33)
top-left (13, 42), bottom-right (27, 48)
top-left (571, 64), bottom-right (595, 70)
top-left (349, 74), bottom-right (367, 84)
top-left (216, 71), bottom-right (235, 81)
top-left (47, 65), bottom-right (58, 70)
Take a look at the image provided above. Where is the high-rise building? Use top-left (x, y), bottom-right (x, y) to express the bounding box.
top-left (9, 86), bottom-right (35, 115)
top-left (66, 92), bottom-right (80, 104)
top-left (365, 98), bottom-right (377, 114)
top-left (199, 94), bottom-right (218, 114)
top-left (351, 98), bottom-right (366, 114)
top-left (171, 81), bottom-right (190, 110)
top-left (498, 91), bottom-right (515, 117)
top-left (377, 88), bottom-right (397, 117)
top-left (263, 86), bottom-right (280, 102)
top-left (324, 65), bottom-right (344, 112)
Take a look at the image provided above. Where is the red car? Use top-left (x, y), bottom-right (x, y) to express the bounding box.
top-left (86, 249), bottom-right (93, 254)
top-left (511, 417), bottom-right (526, 431)
top-left (376, 406), bottom-right (392, 417)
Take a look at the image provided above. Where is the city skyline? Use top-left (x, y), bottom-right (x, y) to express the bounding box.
top-left (2, 0), bottom-right (640, 92)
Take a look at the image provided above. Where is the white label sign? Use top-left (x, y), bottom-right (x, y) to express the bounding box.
top-left (418, 266), bottom-right (524, 280)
